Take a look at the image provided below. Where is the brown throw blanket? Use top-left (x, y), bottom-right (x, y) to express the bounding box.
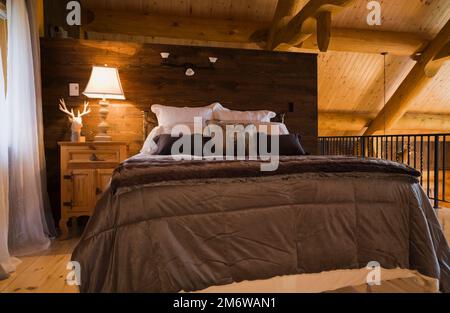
top-left (111, 155), bottom-right (421, 192)
top-left (72, 155), bottom-right (449, 293)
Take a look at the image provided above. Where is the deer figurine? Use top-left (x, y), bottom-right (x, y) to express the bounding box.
top-left (59, 99), bottom-right (91, 142)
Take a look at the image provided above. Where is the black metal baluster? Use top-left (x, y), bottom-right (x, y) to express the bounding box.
top-left (370, 137), bottom-right (374, 157)
top-left (443, 135), bottom-right (446, 202)
top-left (434, 135), bottom-right (439, 208)
top-left (361, 137), bottom-right (366, 158)
top-left (420, 136), bottom-right (424, 185)
top-left (395, 136), bottom-right (399, 162)
top-left (402, 136), bottom-right (405, 164)
top-left (389, 136), bottom-right (394, 161)
top-left (407, 136), bottom-right (411, 166)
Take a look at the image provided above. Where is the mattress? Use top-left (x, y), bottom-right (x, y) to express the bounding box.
top-left (194, 268), bottom-right (439, 293)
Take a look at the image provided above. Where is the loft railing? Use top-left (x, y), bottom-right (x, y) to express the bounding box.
top-left (318, 134), bottom-right (449, 209)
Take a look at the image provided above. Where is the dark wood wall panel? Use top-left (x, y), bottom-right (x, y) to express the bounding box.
top-left (41, 38), bottom-right (318, 218)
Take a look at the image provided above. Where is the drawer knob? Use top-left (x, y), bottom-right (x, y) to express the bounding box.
top-left (89, 153), bottom-right (104, 162)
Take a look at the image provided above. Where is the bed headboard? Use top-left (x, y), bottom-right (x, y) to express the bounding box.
top-left (143, 110), bottom-right (157, 141)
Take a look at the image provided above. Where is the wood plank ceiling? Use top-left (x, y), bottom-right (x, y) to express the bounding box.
top-left (79, 0), bottom-right (450, 134)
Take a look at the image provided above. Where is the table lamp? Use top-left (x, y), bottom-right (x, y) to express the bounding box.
top-left (83, 65), bottom-right (125, 141)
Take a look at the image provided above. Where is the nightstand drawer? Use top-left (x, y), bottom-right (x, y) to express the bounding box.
top-left (68, 149), bottom-right (121, 163)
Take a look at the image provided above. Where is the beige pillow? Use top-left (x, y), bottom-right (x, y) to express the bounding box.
top-left (215, 109), bottom-right (276, 122)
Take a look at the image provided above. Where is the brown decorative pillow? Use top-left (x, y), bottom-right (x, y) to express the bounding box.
top-left (154, 134), bottom-right (307, 157)
top-left (154, 134), bottom-right (211, 156)
top-left (259, 134), bottom-right (307, 156)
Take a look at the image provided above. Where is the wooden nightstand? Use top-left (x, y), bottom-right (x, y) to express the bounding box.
top-left (58, 141), bottom-right (128, 239)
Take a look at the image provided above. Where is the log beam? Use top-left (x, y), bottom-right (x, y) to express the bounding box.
top-left (319, 112), bottom-right (450, 135)
top-left (266, 0), bottom-right (307, 50)
top-left (83, 10), bottom-right (427, 56)
top-left (364, 20), bottom-right (450, 135)
top-left (270, 0), bottom-right (356, 51)
top-left (83, 10), bottom-right (268, 50)
top-left (425, 41), bottom-right (450, 77)
top-left (316, 11), bottom-right (331, 52)
top-left (298, 28), bottom-right (427, 55)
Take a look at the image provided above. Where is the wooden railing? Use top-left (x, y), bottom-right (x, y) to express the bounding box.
top-left (318, 134), bottom-right (449, 208)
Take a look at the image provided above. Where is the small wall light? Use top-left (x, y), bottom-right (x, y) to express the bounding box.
top-left (160, 52), bottom-right (170, 59)
top-left (185, 67), bottom-right (195, 77)
top-left (160, 52), bottom-right (216, 77)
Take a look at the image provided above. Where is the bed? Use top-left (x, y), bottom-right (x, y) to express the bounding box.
top-left (71, 105), bottom-right (450, 293)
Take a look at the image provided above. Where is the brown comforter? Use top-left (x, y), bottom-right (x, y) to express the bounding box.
top-left (72, 155), bottom-right (449, 292)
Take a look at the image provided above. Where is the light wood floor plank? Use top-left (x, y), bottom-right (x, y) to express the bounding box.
top-left (0, 238), bottom-right (79, 293)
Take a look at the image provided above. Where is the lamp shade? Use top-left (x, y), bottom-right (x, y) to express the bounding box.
top-left (83, 66), bottom-right (125, 100)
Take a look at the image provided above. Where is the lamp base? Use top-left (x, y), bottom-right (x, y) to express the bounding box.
top-left (94, 99), bottom-right (112, 142)
top-left (94, 134), bottom-right (112, 142)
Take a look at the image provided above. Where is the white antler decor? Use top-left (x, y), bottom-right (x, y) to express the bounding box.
top-left (59, 99), bottom-right (91, 142)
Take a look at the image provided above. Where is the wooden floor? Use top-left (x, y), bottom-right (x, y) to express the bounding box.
top-left (0, 238), bottom-right (79, 293)
top-left (1, 208), bottom-right (449, 293)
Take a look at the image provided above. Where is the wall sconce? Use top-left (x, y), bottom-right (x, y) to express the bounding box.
top-left (185, 67), bottom-right (195, 77)
top-left (160, 52), bottom-right (218, 76)
top-left (160, 52), bottom-right (170, 60)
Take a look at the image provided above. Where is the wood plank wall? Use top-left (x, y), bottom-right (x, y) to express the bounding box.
top-left (41, 38), bottom-right (318, 218)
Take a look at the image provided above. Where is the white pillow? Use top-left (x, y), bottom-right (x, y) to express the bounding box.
top-left (209, 102), bottom-right (230, 120)
top-left (215, 109), bottom-right (276, 122)
top-left (151, 104), bottom-right (213, 126)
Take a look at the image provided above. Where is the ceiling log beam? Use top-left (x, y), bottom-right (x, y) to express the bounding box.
top-left (364, 20), bottom-right (450, 135)
top-left (83, 10), bottom-right (268, 50)
top-left (319, 112), bottom-right (450, 135)
top-left (84, 10), bottom-right (428, 56)
top-left (424, 41), bottom-right (450, 77)
top-left (269, 0), bottom-right (356, 51)
top-left (316, 11), bottom-right (331, 52)
top-left (298, 28), bottom-right (427, 55)
top-left (266, 0), bottom-right (307, 50)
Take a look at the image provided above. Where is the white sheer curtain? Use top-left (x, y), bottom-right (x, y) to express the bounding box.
top-left (6, 0), bottom-right (52, 256)
top-left (0, 44), bottom-right (20, 275)
top-left (26, 0), bottom-right (56, 238)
